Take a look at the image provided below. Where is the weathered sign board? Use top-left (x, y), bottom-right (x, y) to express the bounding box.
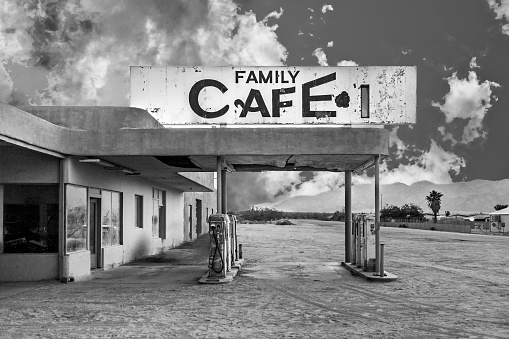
top-left (130, 66), bottom-right (416, 125)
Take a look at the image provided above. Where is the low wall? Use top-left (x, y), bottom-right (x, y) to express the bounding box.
top-left (103, 245), bottom-right (124, 270)
top-left (0, 254), bottom-right (58, 281)
top-left (381, 222), bottom-right (471, 234)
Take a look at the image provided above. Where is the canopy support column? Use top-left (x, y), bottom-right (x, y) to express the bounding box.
top-left (216, 156), bottom-right (223, 214)
top-left (221, 168), bottom-right (227, 214)
top-left (345, 170), bottom-right (352, 263)
top-left (375, 155), bottom-right (381, 275)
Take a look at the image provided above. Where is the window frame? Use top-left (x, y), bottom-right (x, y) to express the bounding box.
top-left (135, 195), bottom-right (143, 228)
top-left (152, 188), bottom-right (166, 239)
top-left (100, 189), bottom-right (123, 247)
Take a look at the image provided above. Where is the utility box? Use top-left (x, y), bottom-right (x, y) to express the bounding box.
top-left (207, 214), bottom-right (230, 278)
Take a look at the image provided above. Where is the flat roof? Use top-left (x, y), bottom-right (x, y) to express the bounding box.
top-left (1, 103), bottom-right (389, 174)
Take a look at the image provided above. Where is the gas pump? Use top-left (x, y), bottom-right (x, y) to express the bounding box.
top-left (207, 214), bottom-right (230, 278)
top-left (200, 213), bottom-right (243, 284)
top-left (354, 215), bottom-right (363, 268)
top-left (362, 215), bottom-right (376, 272)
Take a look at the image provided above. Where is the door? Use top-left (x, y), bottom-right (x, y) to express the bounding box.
top-left (196, 199), bottom-right (202, 235)
top-left (89, 198), bottom-right (101, 269)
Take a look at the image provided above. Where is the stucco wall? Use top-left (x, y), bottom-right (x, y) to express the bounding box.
top-left (66, 158), bottom-right (187, 263)
top-left (0, 149), bottom-right (216, 281)
top-left (0, 254), bottom-right (58, 282)
top-left (64, 251), bottom-right (90, 280)
top-left (102, 245), bottom-right (124, 270)
top-left (183, 191), bottom-right (217, 241)
top-left (0, 146), bottom-right (59, 183)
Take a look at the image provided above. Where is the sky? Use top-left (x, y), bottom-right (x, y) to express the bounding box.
top-left (1, 0), bottom-right (509, 211)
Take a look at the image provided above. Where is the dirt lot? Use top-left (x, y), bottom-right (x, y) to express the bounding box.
top-left (1, 220), bottom-right (508, 338)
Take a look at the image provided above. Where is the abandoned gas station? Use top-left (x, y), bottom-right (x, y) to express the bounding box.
top-left (0, 66), bottom-right (416, 282)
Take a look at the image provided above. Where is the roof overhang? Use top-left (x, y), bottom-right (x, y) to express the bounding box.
top-left (1, 103), bottom-right (389, 175)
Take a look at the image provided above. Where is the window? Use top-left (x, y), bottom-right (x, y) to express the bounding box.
top-left (492, 215), bottom-right (501, 222)
top-left (152, 188), bottom-right (165, 238)
top-left (189, 204), bottom-right (193, 239)
top-left (66, 185), bottom-right (88, 253)
top-left (101, 190), bottom-right (122, 247)
top-left (135, 195), bottom-right (143, 228)
top-left (3, 185), bottom-right (59, 253)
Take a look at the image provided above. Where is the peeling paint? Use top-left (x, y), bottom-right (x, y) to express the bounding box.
top-left (130, 66), bottom-right (416, 126)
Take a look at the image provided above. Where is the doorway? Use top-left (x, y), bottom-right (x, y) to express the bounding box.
top-left (89, 198), bottom-right (101, 269)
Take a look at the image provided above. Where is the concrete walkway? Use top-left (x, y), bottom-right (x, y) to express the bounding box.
top-left (1, 220), bottom-right (509, 338)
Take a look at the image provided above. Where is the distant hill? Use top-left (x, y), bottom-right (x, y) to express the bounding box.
top-left (270, 179), bottom-right (509, 214)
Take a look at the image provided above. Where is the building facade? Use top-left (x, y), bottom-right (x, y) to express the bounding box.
top-left (0, 104), bottom-right (216, 282)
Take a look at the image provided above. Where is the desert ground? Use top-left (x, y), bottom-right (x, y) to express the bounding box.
top-left (1, 220), bottom-right (508, 338)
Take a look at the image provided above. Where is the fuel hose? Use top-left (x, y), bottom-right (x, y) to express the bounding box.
top-left (211, 230), bottom-right (224, 273)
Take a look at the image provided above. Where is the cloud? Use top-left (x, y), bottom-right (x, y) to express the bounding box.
top-left (0, 0), bottom-right (288, 105)
top-left (265, 7), bottom-right (284, 20)
top-left (469, 57), bottom-right (479, 69)
top-left (379, 140), bottom-right (465, 185)
top-left (432, 71), bottom-right (499, 144)
top-left (321, 5), bottom-right (334, 13)
top-left (488, 0), bottom-right (509, 34)
top-left (389, 126), bottom-right (408, 159)
top-left (312, 47), bottom-right (328, 66)
top-left (327, 41), bottom-right (334, 47)
top-left (337, 60), bottom-right (358, 66)
top-left (437, 126), bottom-right (458, 146)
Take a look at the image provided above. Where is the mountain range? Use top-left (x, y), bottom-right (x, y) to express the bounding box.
top-left (267, 179), bottom-right (509, 214)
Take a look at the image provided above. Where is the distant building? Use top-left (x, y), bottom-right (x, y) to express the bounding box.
top-left (488, 208), bottom-right (509, 233)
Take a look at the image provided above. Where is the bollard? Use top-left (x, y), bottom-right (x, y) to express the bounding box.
top-left (351, 218), bottom-right (356, 264)
top-left (379, 243), bottom-right (385, 277)
top-left (239, 244), bottom-right (243, 259)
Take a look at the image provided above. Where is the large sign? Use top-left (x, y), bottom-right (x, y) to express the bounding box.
top-left (130, 66), bottom-right (416, 125)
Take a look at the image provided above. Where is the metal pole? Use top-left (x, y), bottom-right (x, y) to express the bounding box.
top-left (380, 243), bottom-right (385, 277)
top-left (221, 168), bottom-right (227, 214)
top-left (375, 155), bottom-right (380, 275)
top-left (345, 170), bottom-right (352, 263)
top-left (216, 157), bottom-right (222, 215)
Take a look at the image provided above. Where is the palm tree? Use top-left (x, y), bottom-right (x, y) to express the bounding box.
top-left (426, 190), bottom-right (443, 224)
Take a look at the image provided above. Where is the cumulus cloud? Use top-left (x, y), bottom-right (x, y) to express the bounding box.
top-left (322, 5), bottom-right (334, 13)
top-left (0, 0), bottom-right (288, 105)
top-left (488, 0), bottom-right (509, 34)
top-left (337, 60), bottom-right (358, 66)
top-left (312, 47), bottom-right (328, 66)
top-left (432, 71), bottom-right (499, 144)
top-left (327, 41), bottom-right (334, 47)
top-left (379, 140), bottom-right (465, 185)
